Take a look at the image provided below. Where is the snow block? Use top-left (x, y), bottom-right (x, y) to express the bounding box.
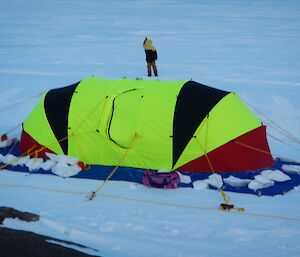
top-left (1, 143), bottom-right (300, 196)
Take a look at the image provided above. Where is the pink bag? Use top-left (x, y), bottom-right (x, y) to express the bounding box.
top-left (142, 170), bottom-right (180, 189)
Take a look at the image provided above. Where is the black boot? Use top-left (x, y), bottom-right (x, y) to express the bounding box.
top-left (147, 64), bottom-right (151, 76)
top-left (153, 64), bottom-right (158, 77)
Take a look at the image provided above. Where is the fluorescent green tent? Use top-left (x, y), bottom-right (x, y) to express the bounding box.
top-left (20, 77), bottom-right (274, 172)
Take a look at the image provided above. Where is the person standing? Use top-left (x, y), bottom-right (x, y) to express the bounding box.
top-left (143, 38), bottom-right (158, 77)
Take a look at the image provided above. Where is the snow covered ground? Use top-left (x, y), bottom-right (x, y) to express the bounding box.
top-left (2, 170), bottom-right (300, 257)
top-left (0, 0), bottom-right (300, 256)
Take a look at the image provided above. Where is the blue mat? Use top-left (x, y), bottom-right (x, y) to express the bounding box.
top-left (1, 142), bottom-right (300, 196)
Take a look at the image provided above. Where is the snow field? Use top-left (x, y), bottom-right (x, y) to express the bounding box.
top-left (1, 0), bottom-right (300, 256)
top-left (1, 171), bottom-right (300, 257)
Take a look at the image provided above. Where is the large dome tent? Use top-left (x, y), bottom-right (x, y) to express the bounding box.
top-left (19, 77), bottom-right (274, 172)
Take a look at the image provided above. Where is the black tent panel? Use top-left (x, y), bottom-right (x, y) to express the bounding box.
top-left (172, 81), bottom-right (229, 168)
top-left (44, 82), bottom-right (79, 154)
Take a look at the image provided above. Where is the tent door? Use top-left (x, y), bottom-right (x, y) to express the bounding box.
top-left (107, 88), bottom-right (142, 148)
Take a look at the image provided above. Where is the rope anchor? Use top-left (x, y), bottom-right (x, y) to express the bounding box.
top-left (219, 203), bottom-right (235, 211)
top-left (219, 203), bottom-right (245, 212)
top-left (218, 190), bottom-right (245, 212)
top-left (87, 191), bottom-right (96, 201)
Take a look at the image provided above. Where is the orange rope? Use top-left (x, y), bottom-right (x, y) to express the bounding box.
top-left (96, 98), bottom-right (108, 130)
top-left (0, 92), bottom-right (106, 171)
top-left (88, 133), bottom-right (140, 200)
top-left (0, 144), bottom-right (35, 170)
top-left (0, 132), bottom-right (84, 170)
top-left (1, 134), bottom-right (68, 170)
top-left (204, 153), bottom-right (229, 205)
top-left (73, 131), bottom-right (95, 164)
top-left (74, 97), bottom-right (106, 132)
top-left (26, 144), bottom-right (37, 156)
top-left (234, 140), bottom-right (272, 155)
top-left (204, 153), bottom-right (214, 173)
top-left (195, 116), bottom-right (231, 206)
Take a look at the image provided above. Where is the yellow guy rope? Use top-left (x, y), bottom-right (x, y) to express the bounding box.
top-left (234, 140), bottom-right (273, 156)
top-left (88, 133), bottom-right (140, 200)
top-left (204, 116), bottom-right (229, 204)
top-left (0, 132), bottom-right (68, 170)
top-left (195, 115), bottom-right (238, 211)
top-left (0, 144), bottom-right (35, 170)
top-left (0, 96), bottom-right (106, 170)
top-left (1, 183), bottom-right (300, 223)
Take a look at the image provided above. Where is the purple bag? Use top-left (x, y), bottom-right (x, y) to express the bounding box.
top-left (142, 170), bottom-right (180, 189)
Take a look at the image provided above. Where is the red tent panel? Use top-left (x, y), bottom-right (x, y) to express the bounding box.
top-left (178, 125), bottom-right (274, 172)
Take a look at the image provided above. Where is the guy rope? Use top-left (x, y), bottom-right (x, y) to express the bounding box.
top-left (1, 183), bottom-right (300, 223)
top-left (87, 133), bottom-right (141, 200)
top-left (242, 98), bottom-right (300, 149)
top-left (195, 115), bottom-right (245, 212)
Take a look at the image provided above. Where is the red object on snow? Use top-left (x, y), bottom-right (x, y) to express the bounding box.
top-left (77, 161), bottom-right (90, 171)
top-left (1, 133), bottom-right (8, 141)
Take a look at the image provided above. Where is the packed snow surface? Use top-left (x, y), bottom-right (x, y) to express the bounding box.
top-left (1, 171), bottom-right (300, 257)
top-left (1, 0), bottom-right (300, 256)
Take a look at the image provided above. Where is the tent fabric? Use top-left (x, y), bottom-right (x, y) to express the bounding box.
top-left (44, 82), bottom-right (80, 154)
top-left (172, 81), bottom-right (229, 168)
top-left (19, 129), bottom-right (55, 158)
top-left (178, 125), bottom-right (273, 172)
top-left (20, 77), bottom-right (274, 172)
top-left (23, 94), bottom-right (62, 155)
top-left (0, 143), bottom-right (298, 196)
